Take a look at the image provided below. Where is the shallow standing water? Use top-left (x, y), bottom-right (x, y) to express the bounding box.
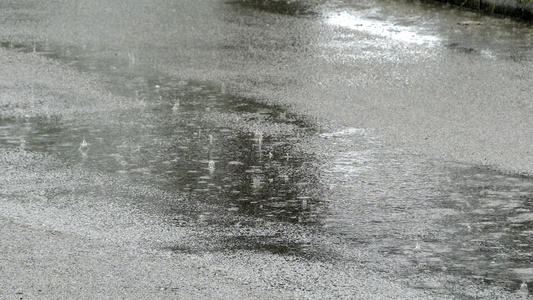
top-left (317, 127), bottom-right (533, 292)
top-left (0, 39), bottom-right (327, 257)
top-left (2, 0), bottom-right (533, 297)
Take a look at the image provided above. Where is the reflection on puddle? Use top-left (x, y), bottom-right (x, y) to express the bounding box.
top-left (321, 4), bottom-right (533, 62)
top-left (325, 11), bottom-right (441, 45)
top-left (0, 79), bottom-right (322, 225)
top-left (320, 9), bottom-right (442, 61)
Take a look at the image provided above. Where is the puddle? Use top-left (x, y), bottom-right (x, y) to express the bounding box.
top-left (320, 1), bottom-right (533, 62)
top-left (5, 74), bottom-right (533, 290)
top-left (325, 11), bottom-right (441, 46)
top-left (2, 2), bottom-right (533, 295)
top-left (0, 38), bottom-right (327, 258)
top-left (319, 5), bottom-right (443, 62)
top-left (318, 127), bottom-right (533, 293)
top-left (0, 79), bottom-right (322, 220)
top-left (435, 166), bottom-right (533, 292)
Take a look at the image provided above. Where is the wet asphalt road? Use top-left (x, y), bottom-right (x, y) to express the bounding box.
top-left (2, 0), bottom-right (532, 171)
top-left (1, 0), bottom-right (533, 299)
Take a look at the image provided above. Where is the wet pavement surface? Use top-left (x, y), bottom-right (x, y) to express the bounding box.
top-left (2, 0), bottom-right (533, 298)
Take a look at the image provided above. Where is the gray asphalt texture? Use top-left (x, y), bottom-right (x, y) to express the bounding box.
top-left (1, 0), bottom-right (533, 299)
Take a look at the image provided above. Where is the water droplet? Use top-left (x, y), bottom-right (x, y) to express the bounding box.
top-left (251, 176), bottom-right (262, 190)
top-left (254, 130), bottom-right (263, 142)
top-left (208, 160), bottom-right (215, 174)
top-left (79, 138), bottom-right (89, 149)
top-left (414, 242), bottom-right (421, 253)
top-left (127, 51), bottom-right (135, 67)
top-left (172, 100), bottom-right (180, 112)
top-left (281, 174), bottom-right (289, 183)
top-left (520, 281), bottom-right (528, 293)
top-left (302, 199), bottom-right (308, 210)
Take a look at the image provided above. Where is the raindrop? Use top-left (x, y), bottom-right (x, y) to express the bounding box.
top-left (251, 176), bottom-right (262, 190)
top-left (78, 138), bottom-right (89, 160)
top-left (414, 242), bottom-right (422, 253)
top-left (254, 130), bottom-right (263, 143)
top-left (302, 198), bottom-right (308, 210)
top-left (79, 137), bottom-right (89, 149)
top-left (208, 160), bottom-right (215, 174)
top-left (520, 281), bottom-right (528, 294)
top-left (172, 99), bottom-right (180, 112)
top-left (128, 51), bottom-right (135, 67)
top-left (281, 174), bottom-right (289, 183)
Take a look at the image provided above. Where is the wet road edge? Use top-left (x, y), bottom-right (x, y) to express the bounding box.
top-left (430, 0), bottom-right (533, 21)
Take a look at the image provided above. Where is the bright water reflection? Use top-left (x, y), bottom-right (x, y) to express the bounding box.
top-left (325, 11), bottom-right (441, 45)
top-left (319, 1), bottom-right (533, 62)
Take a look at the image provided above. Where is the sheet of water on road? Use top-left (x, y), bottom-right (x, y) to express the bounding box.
top-left (2, 0), bottom-right (533, 295)
top-left (2, 41), bottom-right (533, 294)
